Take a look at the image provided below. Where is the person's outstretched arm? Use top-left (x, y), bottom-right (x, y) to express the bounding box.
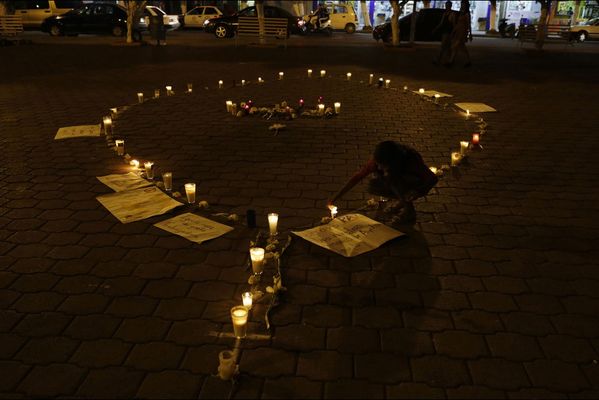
top-left (327, 160), bottom-right (377, 206)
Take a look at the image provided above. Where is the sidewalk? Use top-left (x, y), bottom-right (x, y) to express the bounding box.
top-left (1, 36), bottom-right (599, 398)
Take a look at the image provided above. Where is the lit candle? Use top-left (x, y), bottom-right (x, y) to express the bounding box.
top-left (241, 79), bottom-right (246, 87)
top-left (154, 89), bottom-right (160, 98)
top-left (226, 100), bottom-right (233, 112)
top-left (369, 74), bottom-right (374, 85)
top-left (258, 77), bottom-right (263, 83)
top-left (403, 85), bottom-right (408, 92)
top-left (320, 69), bottom-right (326, 78)
top-left (472, 133), bottom-right (480, 146)
top-left (165, 85), bottom-right (172, 96)
top-left (278, 72), bottom-right (284, 80)
top-left (249, 247), bottom-right (265, 276)
top-left (115, 139), bottom-right (125, 156)
top-left (466, 109), bottom-right (470, 117)
top-left (334, 102), bottom-right (341, 114)
top-left (434, 93), bottom-right (440, 103)
top-left (103, 116), bottom-right (112, 136)
top-left (110, 107), bottom-right (118, 117)
top-left (419, 88), bottom-right (425, 94)
top-left (429, 166), bottom-right (438, 174)
top-left (268, 213), bottom-right (278, 236)
top-left (130, 159), bottom-right (140, 169)
top-left (242, 292), bottom-right (253, 309)
top-left (460, 141), bottom-right (469, 155)
top-left (230, 306), bottom-right (248, 339)
top-left (184, 182), bottom-right (196, 204)
top-left (318, 104), bottom-right (325, 115)
top-left (162, 172), bottom-right (172, 192)
top-left (346, 72), bottom-right (352, 81)
top-left (144, 161), bottom-right (154, 179)
top-left (187, 83), bottom-right (193, 93)
top-left (378, 78), bottom-right (384, 87)
top-left (218, 350), bottom-right (236, 380)
top-left (451, 152), bottom-right (461, 167)
top-left (137, 92), bottom-right (144, 103)
top-left (298, 98), bottom-right (304, 107)
top-left (385, 79), bottom-right (391, 88)
top-left (330, 205), bottom-right (338, 219)
top-left (218, 80), bottom-right (223, 89)
top-left (307, 69), bottom-right (312, 78)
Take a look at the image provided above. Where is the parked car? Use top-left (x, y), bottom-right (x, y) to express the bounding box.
top-left (182, 6), bottom-right (222, 29)
top-left (204, 6), bottom-right (305, 39)
top-left (570, 17), bottom-right (599, 42)
top-left (303, 3), bottom-right (358, 33)
top-left (373, 8), bottom-right (456, 42)
top-left (12, 0), bottom-right (82, 29)
top-left (41, 2), bottom-right (143, 38)
top-left (140, 5), bottom-right (180, 32)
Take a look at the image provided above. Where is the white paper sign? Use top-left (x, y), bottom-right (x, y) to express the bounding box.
top-left (454, 102), bottom-right (497, 112)
top-left (414, 90), bottom-right (453, 97)
top-left (55, 124), bottom-right (101, 140)
top-left (97, 172), bottom-right (153, 192)
top-left (293, 213), bottom-right (405, 257)
top-left (96, 186), bottom-right (182, 224)
top-left (155, 213), bottom-right (234, 244)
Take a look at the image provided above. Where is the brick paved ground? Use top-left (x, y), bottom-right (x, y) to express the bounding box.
top-left (1, 33), bottom-right (599, 398)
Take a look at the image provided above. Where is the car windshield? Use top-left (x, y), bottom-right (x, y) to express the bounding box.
top-left (147, 6), bottom-right (166, 16)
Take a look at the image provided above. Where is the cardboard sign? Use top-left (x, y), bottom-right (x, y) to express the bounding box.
top-left (55, 124), bottom-right (101, 139)
top-left (97, 186), bottom-right (182, 224)
top-left (155, 213), bottom-right (234, 244)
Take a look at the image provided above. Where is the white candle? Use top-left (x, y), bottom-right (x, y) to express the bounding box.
top-left (154, 89), bottom-right (160, 98)
top-left (466, 109), bottom-right (470, 117)
top-left (419, 88), bottom-right (425, 94)
top-left (137, 92), bottom-right (144, 103)
top-left (451, 152), bottom-right (461, 167)
top-left (460, 141), bottom-right (469, 155)
top-left (434, 93), bottom-right (440, 103)
top-left (162, 172), bottom-right (172, 191)
top-left (115, 139), bottom-right (124, 156)
top-left (130, 159), bottom-right (140, 169)
top-left (218, 80), bottom-right (223, 89)
top-left (318, 104), bottom-right (325, 115)
top-left (346, 72), bottom-right (352, 81)
top-left (230, 306), bottom-right (248, 339)
top-left (226, 100), bottom-right (233, 112)
top-left (334, 102), bottom-right (341, 114)
top-left (242, 292), bottom-right (253, 309)
top-left (103, 116), bottom-right (112, 135)
top-left (241, 79), bottom-right (246, 87)
top-left (369, 74), bottom-right (374, 85)
top-left (378, 78), bottom-right (384, 87)
top-left (258, 77), bottom-right (263, 83)
top-left (429, 167), bottom-right (438, 175)
top-left (268, 213), bottom-right (278, 236)
top-left (330, 206), bottom-right (338, 219)
top-left (187, 83), bottom-right (193, 93)
top-left (278, 72), bottom-right (284, 80)
top-left (218, 350), bottom-right (236, 380)
top-left (472, 133), bottom-right (480, 146)
top-left (403, 85), bottom-right (408, 91)
top-left (320, 69), bottom-right (326, 78)
top-left (249, 247), bottom-right (265, 275)
top-left (307, 69), bottom-right (312, 78)
top-left (165, 85), bottom-right (172, 96)
top-left (144, 161), bottom-right (154, 179)
top-left (184, 183), bottom-right (196, 204)
top-left (385, 79), bottom-right (391, 88)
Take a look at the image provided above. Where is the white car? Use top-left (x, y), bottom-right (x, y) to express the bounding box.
top-left (183, 6), bottom-right (222, 29)
top-left (142, 5), bottom-right (180, 31)
top-left (570, 17), bottom-right (599, 42)
top-left (304, 3), bottom-right (359, 33)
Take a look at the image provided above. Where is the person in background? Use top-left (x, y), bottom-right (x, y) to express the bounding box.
top-left (447, 0), bottom-right (473, 67)
top-left (327, 141), bottom-right (438, 224)
top-left (432, 1), bottom-right (456, 65)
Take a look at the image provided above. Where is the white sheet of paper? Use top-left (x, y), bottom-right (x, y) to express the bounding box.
top-left (454, 102), bottom-right (497, 112)
top-left (293, 213), bottom-right (405, 257)
top-left (413, 90), bottom-right (453, 97)
top-left (97, 186), bottom-right (182, 224)
top-left (55, 124), bottom-right (101, 140)
top-left (155, 213), bottom-right (234, 244)
top-left (97, 172), bottom-right (153, 192)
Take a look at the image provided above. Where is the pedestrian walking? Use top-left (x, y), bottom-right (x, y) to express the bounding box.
top-left (432, 1), bottom-right (455, 65)
top-left (447, 0), bottom-right (473, 67)
top-left (327, 141), bottom-right (438, 224)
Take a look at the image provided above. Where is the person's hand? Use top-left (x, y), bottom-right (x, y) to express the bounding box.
top-left (326, 200), bottom-right (335, 209)
top-left (469, 34), bottom-right (473, 42)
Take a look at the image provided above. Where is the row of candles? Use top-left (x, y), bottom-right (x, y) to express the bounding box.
top-left (225, 99), bottom-right (342, 115)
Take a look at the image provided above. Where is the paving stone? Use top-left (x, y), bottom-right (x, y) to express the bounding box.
top-left (0, 310), bottom-right (23, 333)
top-left (125, 342), bottom-right (186, 371)
top-left (154, 298), bottom-right (207, 320)
top-left (297, 351), bottom-right (352, 381)
top-left (386, 382), bottom-right (445, 399)
top-left (0, 333), bottom-right (27, 358)
top-left (485, 332), bottom-right (543, 362)
top-left (136, 370), bottom-right (201, 399)
top-left (12, 292), bottom-right (64, 313)
top-left (263, 376), bottom-right (323, 399)
top-left (99, 276), bottom-right (147, 297)
top-left (433, 330), bottom-right (488, 359)
top-left (272, 324), bottom-right (326, 351)
top-left (468, 358), bottom-right (530, 391)
top-left (324, 379), bottom-right (385, 399)
top-left (287, 284), bottom-right (328, 305)
top-left (0, 361), bottom-right (30, 392)
top-left (9, 273), bottom-right (60, 293)
top-left (64, 314), bottom-right (121, 340)
top-left (17, 364), bottom-right (86, 397)
top-left (538, 335), bottom-right (598, 363)
top-left (166, 319), bottom-right (220, 346)
top-left (355, 353), bottom-right (410, 383)
top-left (403, 309), bottom-right (453, 332)
top-left (446, 385), bottom-right (507, 399)
top-left (411, 355), bottom-right (471, 388)
top-left (469, 292), bottom-right (518, 312)
top-left (353, 306), bottom-right (402, 329)
top-left (188, 281), bottom-right (236, 301)
top-left (70, 339), bottom-right (132, 367)
top-left (53, 275), bottom-right (103, 294)
top-left (240, 347), bottom-right (296, 378)
top-left (506, 388), bottom-right (566, 399)
top-left (302, 304), bottom-right (351, 328)
top-left (77, 367), bottom-right (145, 398)
top-left (327, 326), bottom-right (380, 353)
top-left (524, 359), bottom-right (590, 393)
top-left (501, 312), bottom-right (556, 336)
top-left (180, 344), bottom-right (227, 375)
top-left (106, 296), bottom-right (159, 317)
top-left (58, 294), bottom-right (111, 315)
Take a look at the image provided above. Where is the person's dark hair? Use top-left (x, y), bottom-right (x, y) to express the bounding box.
top-left (445, 1), bottom-right (452, 9)
top-left (373, 141), bottom-right (414, 176)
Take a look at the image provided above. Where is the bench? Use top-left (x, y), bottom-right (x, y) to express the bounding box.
top-left (235, 16), bottom-right (289, 48)
top-left (518, 23), bottom-right (573, 46)
top-left (0, 15), bottom-right (25, 46)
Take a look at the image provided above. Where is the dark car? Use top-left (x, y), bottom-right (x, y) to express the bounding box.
top-left (204, 5), bottom-right (305, 38)
top-left (41, 2), bottom-right (144, 38)
top-left (373, 8), bottom-right (457, 42)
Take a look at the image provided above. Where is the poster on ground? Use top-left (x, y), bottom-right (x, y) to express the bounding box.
top-left (97, 172), bottom-right (153, 192)
top-left (96, 186), bottom-right (182, 224)
top-left (415, 90), bottom-right (453, 97)
top-left (454, 102), bottom-right (497, 112)
top-left (292, 213), bottom-right (405, 257)
top-left (55, 124), bottom-right (101, 140)
top-left (154, 213), bottom-right (234, 244)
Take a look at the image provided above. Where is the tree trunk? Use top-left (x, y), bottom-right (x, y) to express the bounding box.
top-left (572, 0), bottom-right (581, 25)
top-left (535, 0), bottom-right (550, 50)
top-left (256, 0), bottom-right (265, 45)
top-left (360, 0), bottom-right (372, 30)
top-left (409, 0), bottom-right (417, 44)
top-left (125, 0), bottom-right (146, 44)
top-left (180, 1), bottom-right (187, 15)
top-left (488, 0), bottom-right (497, 33)
top-left (0, 2), bottom-right (8, 16)
top-left (390, 0), bottom-right (408, 46)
